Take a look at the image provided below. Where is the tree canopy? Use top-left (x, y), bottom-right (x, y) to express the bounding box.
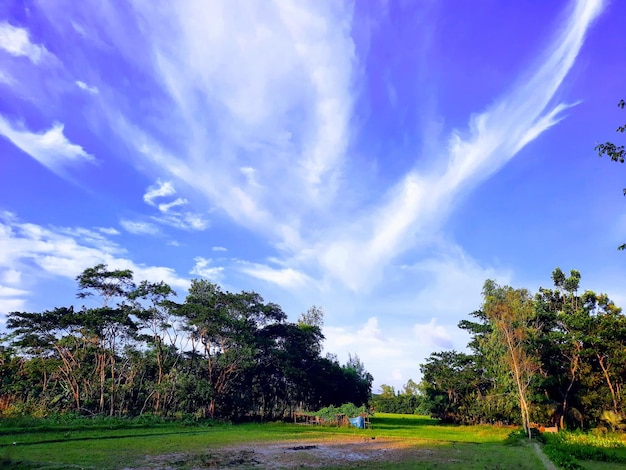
top-left (419, 268), bottom-right (626, 431)
top-left (1, 265), bottom-right (373, 421)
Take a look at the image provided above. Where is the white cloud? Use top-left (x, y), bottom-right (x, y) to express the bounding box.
top-left (323, 315), bottom-right (470, 391)
top-left (0, 22), bottom-right (51, 64)
top-left (108, 0), bottom-right (603, 297)
top-left (212, 246), bottom-right (227, 252)
top-left (238, 261), bottom-right (312, 289)
top-left (98, 227), bottom-right (120, 235)
top-left (0, 214), bottom-right (190, 316)
top-left (324, 317), bottom-right (421, 390)
top-left (0, 297), bottom-right (27, 317)
top-left (143, 179), bottom-right (176, 206)
top-left (158, 197), bottom-right (188, 213)
top-left (0, 285), bottom-right (29, 298)
top-left (1, 268), bottom-right (22, 285)
top-left (0, 117), bottom-right (94, 175)
top-left (153, 212), bottom-right (209, 231)
top-left (119, 0), bottom-right (355, 235)
top-left (311, 0), bottom-right (604, 291)
top-left (141, 180), bottom-right (208, 231)
top-left (119, 220), bottom-right (160, 235)
top-left (414, 318), bottom-right (454, 350)
top-left (76, 80), bottom-right (99, 94)
top-left (190, 257), bottom-right (224, 282)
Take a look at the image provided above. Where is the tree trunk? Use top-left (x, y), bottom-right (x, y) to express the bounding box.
top-left (597, 353), bottom-right (618, 414)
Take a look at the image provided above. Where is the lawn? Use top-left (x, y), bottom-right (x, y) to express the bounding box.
top-left (0, 413), bottom-right (623, 469)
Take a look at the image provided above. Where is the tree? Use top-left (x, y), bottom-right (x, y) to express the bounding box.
top-left (482, 280), bottom-right (538, 438)
top-left (534, 268), bottom-right (587, 429)
top-left (402, 379), bottom-right (420, 396)
top-left (173, 280), bottom-right (288, 418)
top-left (129, 280), bottom-right (178, 414)
top-left (419, 350), bottom-right (481, 423)
top-left (4, 265), bottom-right (374, 420)
top-left (298, 305), bottom-right (324, 329)
top-left (595, 99), bottom-right (626, 249)
top-left (379, 384), bottom-right (396, 398)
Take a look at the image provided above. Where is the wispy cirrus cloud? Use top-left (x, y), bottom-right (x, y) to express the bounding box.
top-left (120, 220), bottom-right (160, 236)
top-left (98, 227), bottom-right (120, 236)
top-left (312, 0), bottom-right (604, 291)
top-left (0, 117), bottom-right (94, 176)
top-left (0, 22), bottom-right (52, 64)
top-left (111, 0), bottom-right (602, 294)
top-left (141, 179), bottom-right (209, 232)
top-left (143, 179), bottom-right (176, 206)
top-left (121, 0), bottom-right (355, 233)
top-left (20, 0), bottom-right (603, 299)
top-left (75, 80), bottom-right (99, 94)
top-left (238, 261), bottom-right (312, 289)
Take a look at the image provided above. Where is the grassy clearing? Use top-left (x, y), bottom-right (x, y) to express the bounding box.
top-left (0, 412), bottom-right (620, 469)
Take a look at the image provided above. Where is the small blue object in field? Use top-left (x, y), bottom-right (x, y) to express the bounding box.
top-left (348, 416), bottom-right (365, 429)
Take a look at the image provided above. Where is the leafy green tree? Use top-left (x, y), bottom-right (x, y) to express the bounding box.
top-left (582, 292), bottom-right (625, 417)
top-left (173, 280), bottom-right (288, 418)
top-left (379, 384), bottom-right (396, 398)
top-left (4, 265), bottom-right (374, 420)
top-left (298, 305), bottom-right (324, 329)
top-left (534, 268), bottom-right (587, 429)
top-left (129, 281), bottom-right (177, 413)
top-left (402, 379), bottom-right (420, 396)
top-left (482, 280), bottom-right (538, 438)
top-left (419, 351), bottom-right (481, 423)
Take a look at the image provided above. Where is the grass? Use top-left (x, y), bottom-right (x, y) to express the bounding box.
top-left (541, 431), bottom-right (626, 470)
top-left (0, 413), bottom-right (622, 469)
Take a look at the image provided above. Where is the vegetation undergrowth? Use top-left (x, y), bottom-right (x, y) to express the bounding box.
top-left (0, 412), bottom-right (220, 436)
top-left (542, 432), bottom-right (626, 469)
top-left (300, 403), bottom-right (369, 421)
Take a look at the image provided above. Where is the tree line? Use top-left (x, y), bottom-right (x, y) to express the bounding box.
top-left (0, 265), bottom-right (372, 421)
top-left (419, 268), bottom-right (626, 434)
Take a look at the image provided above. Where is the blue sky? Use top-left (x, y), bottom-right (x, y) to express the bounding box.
top-left (1, 0), bottom-right (625, 392)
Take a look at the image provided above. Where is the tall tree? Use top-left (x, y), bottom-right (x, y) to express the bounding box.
top-left (482, 280), bottom-right (538, 438)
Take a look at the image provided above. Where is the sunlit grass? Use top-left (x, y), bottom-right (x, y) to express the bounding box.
top-left (2, 413), bottom-right (622, 469)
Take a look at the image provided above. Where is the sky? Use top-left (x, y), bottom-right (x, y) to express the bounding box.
top-left (1, 0), bottom-right (625, 393)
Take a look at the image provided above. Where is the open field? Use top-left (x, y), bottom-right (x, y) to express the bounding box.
top-left (0, 413), bottom-right (625, 469)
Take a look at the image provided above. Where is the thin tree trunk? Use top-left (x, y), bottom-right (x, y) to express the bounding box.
top-left (597, 353), bottom-right (618, 414)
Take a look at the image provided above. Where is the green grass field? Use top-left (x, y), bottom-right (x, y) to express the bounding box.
top-left (1, 413), bottom-right (625, 469)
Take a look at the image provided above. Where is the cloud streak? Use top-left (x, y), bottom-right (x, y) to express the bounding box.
top-left (0, 117), bottom-right (94, 176)
top-left (315, 0), bottom-right (604, 290)
top-left (111, 0), bottom-right (603, 292)
top-left (0, 22), bottom-right (51, 64)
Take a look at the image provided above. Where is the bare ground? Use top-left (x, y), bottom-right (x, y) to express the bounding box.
top-left (128, 435), bottom-right (555, 470)
top-left (128, 435), bottom-right (441, 469)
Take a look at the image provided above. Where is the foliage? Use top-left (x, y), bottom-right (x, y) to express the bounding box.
top-left (543, 432), bottom-right (626, 469)
top-left (306, 403), bottom-right (369, 422)
top-left (3, 265), bottom-right (373, 422)
top-left (419, 267), bottom-right (626, 433)
top-left (371, 393), bottom-right (423, 414)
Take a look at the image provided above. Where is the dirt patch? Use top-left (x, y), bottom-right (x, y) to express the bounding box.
top-left (129, 435), bottom-right (434, 469)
